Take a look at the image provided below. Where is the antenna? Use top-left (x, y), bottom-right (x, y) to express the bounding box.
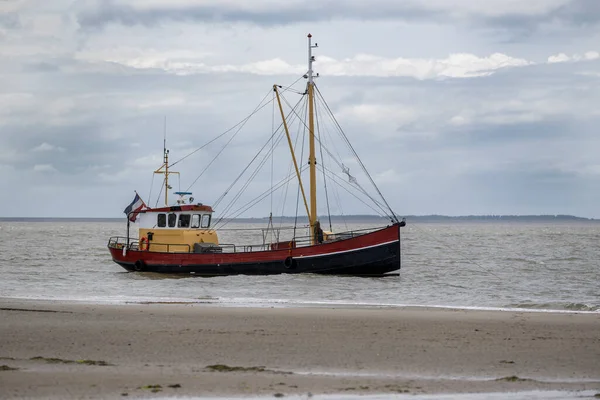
top-left (154, 115), bottom-right (178, 206)
top-left (163, 116), bottom-right (167, 155)
top-left (307, 33), bottom-right (319, 84)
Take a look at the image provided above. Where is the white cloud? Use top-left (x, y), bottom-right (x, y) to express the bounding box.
top-left (584, 51), bottom-right (600, 61)
top-left (337, 104), bottom-right (418, 131)
top-left (548, 50), bottom-right (600, 63)
top-left (77, 50), bottom-right (532, 80)
top-left (32, 142), bottom-right (66, 152)
top-left (33, 164), bottom-right (57, 173)
top-left (548, 53), bottom-right (570, 63)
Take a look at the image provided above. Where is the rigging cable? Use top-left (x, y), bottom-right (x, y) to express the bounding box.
top-left (215, 165), bottom-right (309, 229)
top-left (170, 74), bottom-right (307, 172)
top-left (283, 89), bottom-right (385, 217)
top-left (154, 177), bottom-right (166, 208)
top-left (320, 165), bottom-right (387, 218)
top-left (212, 93), bottom-right (306, 211)
top-left (184, 90), bottom-right (275, 193)
top-left (168, 88), bottom-right (275, 169)
top-left (316, 96), bottom-right (348, 230)
top-left (147, 174), bottom-right (155, 208)
top-left (327, 162), bottom-right (389, 216)
top-left (214, 128), bottom-right (288, 226)
top-left (294, 94), bottom-right (309, 239)
top-left (314, 97), bottom-right (333, 232)
top-left (314, 84), bottom-right (399, 223)
top-left (278, 86), bottom-right (390, 226)
top-left (270, 87), bottom-right (275, 224)
top-left (276, 95), bottom-right (308, 231)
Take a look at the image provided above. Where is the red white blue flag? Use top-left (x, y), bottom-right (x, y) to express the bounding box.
top-left (124, 193), bottom-right (145, 222)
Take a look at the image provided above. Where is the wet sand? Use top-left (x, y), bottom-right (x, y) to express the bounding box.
top-left (0, 298), bottom-right (599, 398)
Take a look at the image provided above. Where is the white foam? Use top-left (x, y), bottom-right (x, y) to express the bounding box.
top-left (151, 390), bottom-right (599, 400)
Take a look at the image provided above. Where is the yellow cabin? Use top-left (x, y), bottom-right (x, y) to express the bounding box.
top-left (136, 204), bottom-right (219, 253)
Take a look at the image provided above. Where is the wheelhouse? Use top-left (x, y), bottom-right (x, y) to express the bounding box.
top-left (133, 204), bottom-right (219, 253)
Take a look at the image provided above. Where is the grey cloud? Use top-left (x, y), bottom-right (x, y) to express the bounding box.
top-left (0, 12), bottom-right (21, 29)
top-left (70, 0), bottom-right (498, 29)
top-left (554, 0), bottom-right (600, 25)
top-left (22, 62), bottom-right (62, 73)
top-left (481, 0), bottom-right (600, 41)
top-left (2, 25), bottom-right (600, 217)
top-left (74, 0), bottom-right (600, 36)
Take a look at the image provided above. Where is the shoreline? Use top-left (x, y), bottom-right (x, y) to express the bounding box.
top-left (1, 299), bottom-right (599, 398)
top-left (1, 296), bottom-right (598, 314)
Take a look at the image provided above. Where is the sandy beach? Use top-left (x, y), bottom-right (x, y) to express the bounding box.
top-left (0, 299), bottom-right (599, 399)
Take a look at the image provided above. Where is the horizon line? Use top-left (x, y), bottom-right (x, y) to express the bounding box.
top-left (0, 214), bottom-right (597, 222)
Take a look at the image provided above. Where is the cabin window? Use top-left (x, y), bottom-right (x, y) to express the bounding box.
top-left (178, 214), bottom-right (191, 228)
top-left (168, 213), bottom-right (177, 228)
top-left (191, 214), bottom-right (200, 228)
top-left (201, 214), bottom-right (211, 228)
top-left (157, 213), bottom-right (166, 227)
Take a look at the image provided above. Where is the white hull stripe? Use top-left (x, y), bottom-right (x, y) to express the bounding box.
top-left (294, 239), bottom-right (399, 259)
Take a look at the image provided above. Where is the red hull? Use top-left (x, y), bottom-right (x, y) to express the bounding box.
top-left (108, 224), bottom-right (402, 276)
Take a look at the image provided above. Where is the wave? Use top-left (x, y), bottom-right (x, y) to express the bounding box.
top-left (505, 302), bottom-right (599, 312)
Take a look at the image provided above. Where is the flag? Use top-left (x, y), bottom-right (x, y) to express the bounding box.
top-left (124, 193), bottom-right (145, 222)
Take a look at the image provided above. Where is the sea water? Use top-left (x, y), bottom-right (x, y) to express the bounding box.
top-left (0, 220), bottom-right (598, 312)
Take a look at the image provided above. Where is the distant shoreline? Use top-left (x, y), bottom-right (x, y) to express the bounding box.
top-left (0, 214), bottom-right (597, 223)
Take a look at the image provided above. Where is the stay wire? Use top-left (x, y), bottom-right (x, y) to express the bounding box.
top-left (212, 94), bottom-right (306, 211)
top-left (277, 95), bottom-right (308, 231)
top-left (214, 129), bottom-right (288, 226)
top-left (320, 165), bottom-right (387, 218)
top-left (294, 97), bottom-right (308, 235)
top-left (288, 91), bottom-right (378, 209)
top-left (321, 163), bottom-right (391, 218)
top-left (184, 90), bottom-right (277, 192)
top-left (314, 84), bottom-right (398, 223)
top-left (154, 177), bottom-right (166, 208)
top-left (283, 88), bottom-right (389, 222)
top-left (314, 99), bottom-right (333, 232)
top-left (168, 88), bottom-right (274, 169)
top-left (214, 97), bottom-right (307, 227)
top-left (215, 165), bottom-right (309, 230)
top-left (270, 89), bottom-right (275, 220)
top-left (316, 98), bottom-right (348, 230)
top-left (147, 174), bottom-right (155, 207)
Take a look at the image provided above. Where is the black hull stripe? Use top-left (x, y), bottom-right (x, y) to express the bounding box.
top-left (115, 240), bottom-right (400, 276)
top-left (295, 240), bottom-right (398, 259)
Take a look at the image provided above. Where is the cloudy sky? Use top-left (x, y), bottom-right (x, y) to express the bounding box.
top-left (1, 0), bottom-right (600, 219)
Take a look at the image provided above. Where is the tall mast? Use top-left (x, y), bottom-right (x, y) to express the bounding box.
top-left (163, 116), bottom-right (168, 206)
top-left (307, 33), bottom-right (318, 243)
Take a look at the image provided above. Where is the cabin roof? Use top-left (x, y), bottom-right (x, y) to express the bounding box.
top-left (141, 204), bottom-right (214, 213)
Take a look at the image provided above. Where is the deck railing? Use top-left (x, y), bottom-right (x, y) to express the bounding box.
top-left (107, 225), bottom-right (388, 254)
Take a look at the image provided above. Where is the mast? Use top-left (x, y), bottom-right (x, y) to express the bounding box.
top-left (307, 33), bottom-right (318, 243)
top-left (154, 117), bottom-right (179, 206)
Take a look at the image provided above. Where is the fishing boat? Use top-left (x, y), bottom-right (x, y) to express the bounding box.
top-left (107, 34), bottom-right (406, 276)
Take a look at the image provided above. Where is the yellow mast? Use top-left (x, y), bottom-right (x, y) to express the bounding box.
top-left (274, 85), bottom-right (311, 220)
top-left (307, 33), bottom-right (318, 244)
